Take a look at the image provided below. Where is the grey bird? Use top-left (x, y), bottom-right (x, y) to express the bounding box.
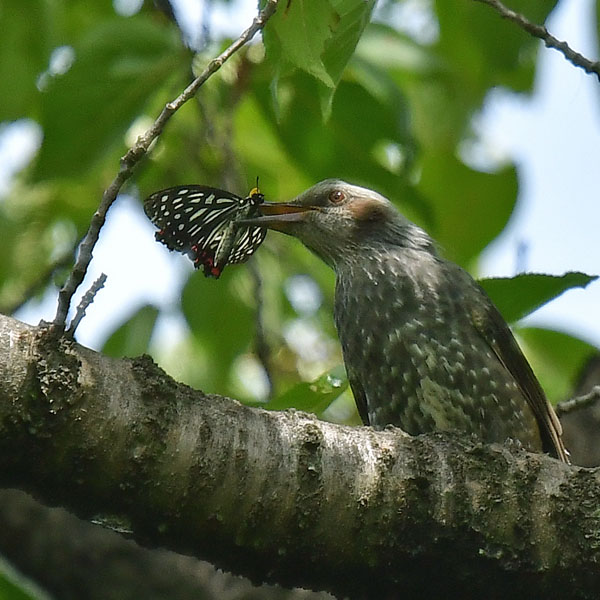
top-left (240, 179), bottom-right (569, 462)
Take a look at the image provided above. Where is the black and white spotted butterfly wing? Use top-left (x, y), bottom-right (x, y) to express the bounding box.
top-left (224, 223), bottom-right (267, 264)
top-left (143, 185), bottom-right (266, 278)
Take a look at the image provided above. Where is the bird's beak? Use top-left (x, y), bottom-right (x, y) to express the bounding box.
top-left (238, 202), bottom-right (316, 232)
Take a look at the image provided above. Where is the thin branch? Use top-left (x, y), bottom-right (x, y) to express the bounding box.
top-left (65, 273), bottom-right (107, 338)
top-left (49, 0), bottom-right (279, 337)
top-left (556, 385), bottom-right (600, 417)
top-left (474, 0), bottom-right (600, 81)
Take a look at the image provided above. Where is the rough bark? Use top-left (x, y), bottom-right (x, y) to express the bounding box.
top-left (0, 313), bottom-right (598, 599)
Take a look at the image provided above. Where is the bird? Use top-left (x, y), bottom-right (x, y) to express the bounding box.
top-left (239, 179), bottom-right (569, 463)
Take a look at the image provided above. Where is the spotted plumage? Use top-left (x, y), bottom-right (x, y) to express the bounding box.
top-left (239, 179), bottom-right (569, 462)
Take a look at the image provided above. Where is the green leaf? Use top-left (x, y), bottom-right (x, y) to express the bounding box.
top-left (263, 0), bottom-right (375, 99)
top-left (436, 0), bottom-right (560, 93)
top-left (356, 23), bottom-right (440, 75)
top-left (417, 153), bottom-right (518, 265)
top-left (250, 71), bottom-right (427, 220)
top-left (266, 0), bottom-right (336, 87)
top-left (0, 0), bottom-right (50, 121)
top-left (33, 16), bottom-right (181, 180)
top-left (0, 562), bottom-right (43, 600)
top-left (102, 304), bottom-right (159, 358)
top-left (181, 269), bottom-right (256, 392)
top-left (265, 365), bottom-right (348, 413)
top-left (356, 24), bottom-right (465, 153)
top-left (479, 272), bottom-right (598, 324)
top-left (516, 327), bottom-right (598, 404)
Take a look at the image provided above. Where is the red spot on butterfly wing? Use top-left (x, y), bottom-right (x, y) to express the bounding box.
top-left (208, 265), bottom-right (223, 278)
top-left (191, 246), bottom-right (223, 278)
top-left (145, 184), bottom-right (265, 278)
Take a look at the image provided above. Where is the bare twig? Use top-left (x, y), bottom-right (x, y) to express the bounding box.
top-left (49, 0), bottom-right (279, 337)
top-left (556, 386), bottom-right (600, 417)
top-left (474, 0), bottom-right (600, 81)
top-left (66, 273), bottom-right (107, 338)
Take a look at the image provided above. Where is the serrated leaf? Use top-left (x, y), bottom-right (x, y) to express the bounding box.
top-left (102, 304), bottom-right (159, 358)
top-left (268, 0), bottom-right (336, 86)
top-left (265, 365), bottom-right (348, 413)
top-left (479, 272), bottom-right (598, 324)
top-left (264, 0), bottom-right (375, 94)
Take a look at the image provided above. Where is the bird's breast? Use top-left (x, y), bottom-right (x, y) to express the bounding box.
top-left (332, 251), bottom-right (542, 450)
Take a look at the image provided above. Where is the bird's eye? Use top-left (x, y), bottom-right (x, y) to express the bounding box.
top-left (329, 190), bottom-right (345, 204)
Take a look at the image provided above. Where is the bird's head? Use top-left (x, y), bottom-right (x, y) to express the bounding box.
top-left (239, 179), bottom-right (435, 268)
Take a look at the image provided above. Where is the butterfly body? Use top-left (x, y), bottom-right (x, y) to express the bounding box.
top-left (144, 185), bottom-right (266, 278)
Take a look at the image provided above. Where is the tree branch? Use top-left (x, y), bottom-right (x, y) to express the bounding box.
top-left (556, 385), bottom-right (600, 417)
top-left (0, 489), bottom-right (332, 600)
top-left (65, 273), bottom-right (107, 338)
top-left (474, 0), bottom-right (600, 81)
top-left (0, 313), bottom-right (598, 599)
top-left (50, 0), bottom-right (279, 336)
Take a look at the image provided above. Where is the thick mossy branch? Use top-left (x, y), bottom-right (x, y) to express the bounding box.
top-left (0, 313), bottom-right (598, 599)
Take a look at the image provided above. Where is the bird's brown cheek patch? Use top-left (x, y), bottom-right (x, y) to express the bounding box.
top-left (347, 198), bottom-right (388, 223)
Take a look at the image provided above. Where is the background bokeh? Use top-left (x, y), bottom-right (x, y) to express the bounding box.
top-left (1, 0), bottom-right (598, 418)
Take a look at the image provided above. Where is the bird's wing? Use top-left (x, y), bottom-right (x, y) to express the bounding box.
top-left (470, 298), bottom-right (569, 463)
top-left (347, 369), bottom-right (371, 426)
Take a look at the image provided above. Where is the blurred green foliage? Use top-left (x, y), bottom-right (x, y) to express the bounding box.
top-left (0, 564), bottom-right (44, 600)
top-left (1, 0), bottom-right (597, 440)
top-left (103, 304), bottom-right (159, 358)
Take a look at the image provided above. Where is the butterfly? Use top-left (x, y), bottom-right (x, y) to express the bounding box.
top-left (143, 184), bottom-right (267, 278)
